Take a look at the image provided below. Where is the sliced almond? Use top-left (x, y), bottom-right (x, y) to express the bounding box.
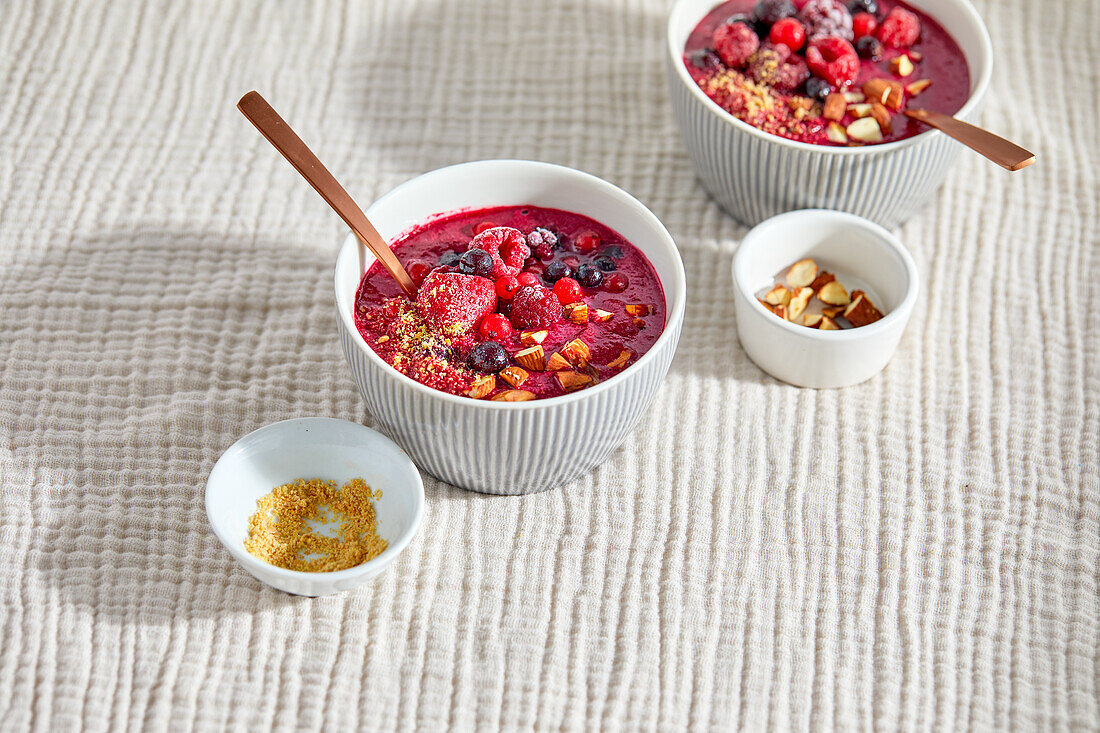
top-left (817, 280), bottom-right (851, 306)
top-left (847, 117), bottom-right (884, 143)
top-left (803, 313), bottom-right (823, 328)
top-left (624, 304), bottom-right (652, 316)
top-left (607, 348), bottom-right (633, 370)
top-left (564, 302), bottom-right (589, 324)
top-left (809, 271), bottom-right (836, 292)
top-left (870, 101), bottom-right (893, 135)
top-left (758, 298), bottom-right (777, 314)
top-left (519, 330), bottom-right (548, 345)
top-left (819, 315), bottom-right (841, 330)
top-left (514, 345), bottom-right (545, 371)
top-left (555, 371), bottom-right (593, 392)
top-left (822, 304), bottom-right (844, 318)
top-left (843, 293), bottom-right (885, 327)
top-left (889, 54), bottom-right (914, 77)
top-left (826, 121), bottom-right (848, 144)
top-left (592, 308), bottom-right (613, 322)
top-left (560, 338), bottom-right (591, 366)
top-left (499, 365), bottom-right (529, 388)
top-left (843, 91), bottom-right (866, 103)
top-left (823, 93), bottom-right (846, 121)
top-left (905, 78), bottom-right (932, 96)
top-left (788, 286), bottom-right (813, 320)
top-left (491, 389), bottom-right (535, 401)
top-left (785, 258), bottom-right (818, 289)
top-left (546, 351), bottom-right (572, 371)
top-left (848, 103), bottom-right (873, 119)
top-left (764, 284), bottom-right (791, 306)
top-left (466, 375), bottom-right (495, 399)
top-left (774, 304), bottom-right (789, 321)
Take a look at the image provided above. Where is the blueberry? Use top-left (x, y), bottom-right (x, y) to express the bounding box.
top-left (600, 244), bottom-right (624, 259)
top-left (855, 36), bottom-right (883, 60)
top-left (543, 260), bottom-right (572, 283)
top-left (848, 0), bottom-right (878, 14)
top-left (688, 48), bottom-right (722, 71)
top-left (592, 255), bottom-right (617, 272)
top-left (575, 264), bottom-right (604, 288)
top-left (468, 341), bottom-right (508, 373)
top-left (805, 76), bottom-right (831, 100)
top-left (752, 0), bottom-right (796, 26)
top-left (458, 248), bottom-right (493, 277)
top-left (438, 250), bottom-right (460, 268)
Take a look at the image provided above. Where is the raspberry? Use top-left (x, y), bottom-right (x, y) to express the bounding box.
top-left (798, 0), bottom-right (853, 42)
top-left (552, 277), bottom-right (583, 305)
top-left (773, 54), bottom-right (810, 92)
top-left (769, 17), bottom-right (806, 52)
top-left (876, 7), bottom-right (920, 48)
top-left (509, 285), bottom-right (563, 329)
top-left (417, 271), bottom-right (497, 335)
top-left (712, 21), bottom-right (759, 69)
top-left (469, 226), bottom-right (531, 278)
top-left (478, 313), bottom-right (513, 341)
top-left (852, 11), bottom-right (877, 39)
top-left (805, 37), bottom-right (859, 89)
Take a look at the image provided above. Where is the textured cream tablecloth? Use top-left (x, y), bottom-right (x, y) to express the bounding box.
top-left (1, 1), bottom-right (1097, 730)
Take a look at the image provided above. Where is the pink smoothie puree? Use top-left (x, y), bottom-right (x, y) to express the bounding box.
top-left (683, 0), bottom-right (970, 145)
top-left (354, 205), bottom-right (666, 400)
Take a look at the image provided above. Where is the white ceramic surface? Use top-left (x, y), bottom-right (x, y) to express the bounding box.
top-left (335, 160), bottom-right (686, 494)
top-left (666, 0), bottom-right (993, 227)
top-left (205, 417), bottom-right (424, 596)
top-left (731, 209), bottom-right (919, 388)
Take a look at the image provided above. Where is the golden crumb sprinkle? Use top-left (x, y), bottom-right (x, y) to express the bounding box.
top-left (243, 478), bottom-right (388, 572)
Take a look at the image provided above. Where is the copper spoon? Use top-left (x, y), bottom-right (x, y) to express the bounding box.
top-left (237, 91), bottom-right (418, 298)
top-left (904, 108), bottom-right (1035, 171)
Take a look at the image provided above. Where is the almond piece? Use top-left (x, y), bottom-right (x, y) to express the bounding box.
top-left (560, 338), bottom-right (591, 366)
top-left (564, 302), bottom-right (589, 324)
top-left (819, 315), bottom-right (841, 330)
top-left (555, 371), bottom-right (593, 392)
top-left (822, 304), bottom-right (844, 318)
top-left (592, 308), bottom-right (613, 322)
top-left (546, 351), bottom-right (572, 371)
top-left (466, 375), bottom-right (496, 399)
top-left (514, 345), bottom-right (546, 371)
top-left (862, 78), bottom-right (904, 111)
top-left (519, 330), bottom-right (548, 345)
top-left (908, 50), bottom-right (923, 62)
top-left (846, 117), bottom-right (884, 143)
top-left (491, 389), bottom-right (536, 402)
top-left (785, 258), bottom-right (818, 289)
top-left (758, 298), bottom-right (777, 314)
top-left (803, 313), bottom-right (823, 328)
top-left (809, 271), bottom-right (836, 292)
top-left (905, 78), bottom-right (932, 96)
top-left (848, 103), bottom-right (873, 119)
top-left (624, 304), bottom-right (652, 316)
top-left (843, 91), bottom-right (866, 103)
top-left (607, 348), bottom-right (633, 369)
top-left (818, 280), bottom-right (850, 306)
top-left (765, 284), bottom-right (791, 306)
top-left (823, 93), bottom-right (846, 121)
top-left (774, 304), bottom-right (789, 321)
top-left (499, 365), bottom-right (529, 388)
top-left (870, 101), bottom-right (893, 135)
top-left (843, 293), bottom-right (885, 327)
top-left (826, 122), bottom-right (848, 144)
top-left (632, 316), bottom-right (646, 329)
top-left (788, 286), bottom-right (813, 320)
top-left (889, 54), bottom-right (914, 77)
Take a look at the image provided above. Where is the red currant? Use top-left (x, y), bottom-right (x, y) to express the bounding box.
top-left (406, 259), bottom-right (431, 286)
top-left (552, 277), bottom-right (583, 304)
top-left (573, 231), bottom-right (600, 253)
top-left (852, 12), bottom-right (877, 39)
top-left (495, 275), bottom-right (520, 300)
top-left (516, 272), bottom-right (539, 287)
top-left (478, 313), bottom-right (513, 341)
top-left (768, 18), bottom-right (806, 52)
top-left (472, 221), bottom-right (497, 236)
top-left (604, 272), bottom-right (629, 293)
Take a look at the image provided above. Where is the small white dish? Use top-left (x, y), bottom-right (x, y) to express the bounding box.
top-left (205, 417), bottom-right (424, 596)
top-left (731, 209), bottom-right (919, 388)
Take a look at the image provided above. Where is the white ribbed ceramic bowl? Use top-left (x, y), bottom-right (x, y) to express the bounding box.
top-left (335, 160), bottom-right (686, 495)
top-left (666, 0), bottom-right (992, 227)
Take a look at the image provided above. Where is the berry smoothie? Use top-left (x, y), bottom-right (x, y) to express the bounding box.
top-left (354, 206), bottom-right (666, 400)
top-left (683, 0), bottom-right (970, 145)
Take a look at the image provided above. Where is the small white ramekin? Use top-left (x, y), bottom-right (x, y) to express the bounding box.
top-left (731, 209), bottom-right (918, 388)
top-left (666, 0), bottom-right (993, 228)
top-left (335, 160), bottom-right (686, 495)
top-left (205, 418), bottom-right (424, 596)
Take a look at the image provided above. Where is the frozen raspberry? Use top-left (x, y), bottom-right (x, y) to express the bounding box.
top-left (799, 0), bottom-right (853, 42)
top-left (773, 54), bottom-right (810, 92)
top-left (469, 226), bottom-right (531, 278)
top-left (769, 17), bottom-right (806, 51)
top-left (805, 37), bottom-right (859, 89)
top-left (752, 0), bottom-right (797, 26)
top-left (852, 11), bottom-right (877, 39)
top-left (747, 43), bottom-right (794, 87)
top-left (712, 21), bottom-right (759, 69)
top-left (509, 285), bottom-right (563, 329)
top-left (876, 7), bottom-right (920, 48)
top-left (417, 271), bottom-right (497, 335)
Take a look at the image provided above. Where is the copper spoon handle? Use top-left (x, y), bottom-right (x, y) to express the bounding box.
top-left (904, 108), bottom-right (1035, 171)
top-left (237, 91), bottom-right (418, 298)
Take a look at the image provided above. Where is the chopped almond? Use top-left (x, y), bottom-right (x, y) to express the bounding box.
top-left (905, 78), bottom-right (932, 96)
top-left (774, 304), bottom-right (789, 321)
top-left (870, 101), bottom-right (893, 135)
top-left (889, 54), bottom-right (914, 77)
top-left (819, 316), bottom-right (841, 330)
top-left (817, 280), bottom-right (851, 306)
top-left (785, 258), bottom-right (818, 289)
top-left (843, 293), bottom-right (885, 327)
top-left (823, 93), bottom-right (846, 121)
top-left (592, 308), bottom-right (613, 322)
top-left (765, 284), bottom-right (792, 306)
top-left (546, 352), bottom-right (572, 371)
top-left (803, 313), bottom-right (823, 328)
top-left (788, 286), bottom-right (813, 320)
top-left (843, 91), bottom-right (866, 103)
top-left (826, 122), bottom-right (848, 144)
top-left (607, 348), bottom-right (633, 369)
top-left (555, 371), bottom-right (593, 392)
top-left (499, 365), bottom-right (529, 388)
top-left (822, 305), bottom-right (844, 318)
top-left (519, 330), bottom-right (548, 345)
top-left (564, 302), bottom-right (589, 324)
top-left (848, 103), bottom-right (873, 119)
top-left (466, 375), bottom-right (496, 399)
top-left (862, 78), bottom-right (904, 111)
top-left (809, 271), bottom-right (836, 292)
top-left (560, 338), bottom-right (591, 366)
top-left (632, 316), bottom-right (646, 329)
top-left (491, 389), bottom-right (535, 402)
top-left (758, 298), bottom-right (777, 314)
top-left (847, 117), bottom-right (884, 143)
top-left (624, 304), bottom-right (652, 316)
top-left (514, 345), bottom-right (545, 371)
top-left (908, 50), bottom-right (923, 62)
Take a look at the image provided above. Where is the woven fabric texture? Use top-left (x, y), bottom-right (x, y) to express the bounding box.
top-left (0, 1), bottom-right (1097, 730)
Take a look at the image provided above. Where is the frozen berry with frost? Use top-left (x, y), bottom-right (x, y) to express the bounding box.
top-left (526, 227), bottom-right (559, 260)
top-left (855, 35), bottom-right (883, 60)
top-left (752, 0), bottom-right (797, 26)
top-left (458, 248), bottom-right (493, 277)
top-left (509, 285), bottom-right (563, 329)
top-left (773, 54), bottom-right (809, 91)
top-left (798, 0), bottom-right (853, 42)
top-left (876, 6), bottom-right (920, 47)
top-left (575, 264), bottom-right (604, 288)
top-left (543, 260), bottom-right (572, 283)
top-left (688, 48), bottom-right (723, 71)
top-left (712, 21), bottom-right (760, 69)
top-left (417, 271), bottom-right (497, 335)
top-left (470, 226), bottom-right (531, 278)
top-left (852, 11), bottom-right (877, 39)
top-left (468, 341), bottom-right (508, 373)
top-left (805, 36), bottom-right (859, 89)
top-left (478, 313), bottom-right (513, 341)
top-left (553, 277), bottom-right (583, 305)
top-left (604, 272), bottom-right (629, 293)
top-left (804, 75), bottom-right (831, 99)
top-left (747, 43), bottom-right (795, 87)
top-left (769, 17), bottom-right (806, 51)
